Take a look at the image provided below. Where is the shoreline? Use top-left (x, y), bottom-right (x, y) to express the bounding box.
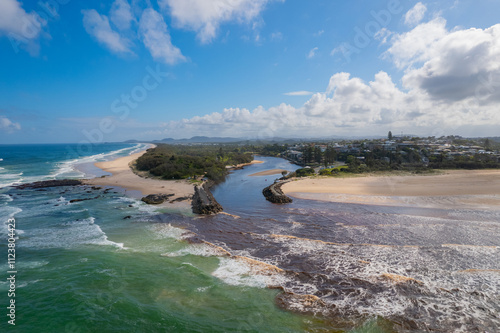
top-left (281, 169), bottom-right (500, 209)
top-left (226, 159), bottom-right (264, 170)
top-left (83, 144), bottom-right (195, 211)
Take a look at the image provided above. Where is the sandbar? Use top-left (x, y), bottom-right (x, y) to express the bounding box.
top-left (83, 145), bottom-right (194, 210)
top-left (249, 169), bottom-right (288, 177)
top-left (281, 170), bottom-right (500, 209)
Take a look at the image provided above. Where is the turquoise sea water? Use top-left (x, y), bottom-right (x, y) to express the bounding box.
top-left (1, 144), bottom-right (499, 332)
top-left (0, 144), bottom-right (333, 332)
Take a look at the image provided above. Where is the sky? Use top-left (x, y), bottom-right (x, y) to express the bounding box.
top-left (1, 0), bottom-right (500, 144)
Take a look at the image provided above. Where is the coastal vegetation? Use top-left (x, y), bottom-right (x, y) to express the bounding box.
top-left (135, 144), bottom-right (253, 182)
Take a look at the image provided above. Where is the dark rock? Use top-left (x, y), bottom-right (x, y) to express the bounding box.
top-left (14, 179), bottom-right (83, 189)
top-left (141, 193), bottom-right (174, 205)
top-left (69, 195), bottom-right (100, 203)
top-left (123, 216), bottom-right (132, 220)
top-left (262, 181), bottom-right (293, 204)
top-left (191, 183), bottom-right (223, 215)
top-left (170, 196), bottom-right (192, 203)
top-left (128, 204), bottom-right (134, 207)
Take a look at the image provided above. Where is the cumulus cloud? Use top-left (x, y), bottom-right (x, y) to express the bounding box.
top-left (153, 19), bottom-right (500, 138)
top-left (405, 2), bottom-right (427, 26)
top-left (110, 0), bottom-right (134, 31)
top-left (159, 0), bottom-right (278, 43)
top-left (387, 18), bottom-right (500, 103)
top-left (0, 0), bottom-right (47, 55)
top-left (82, 9), bottom-right (132, 54)
top-left (384, 17), bottom-right (448, 69)
top-left (139, 8), bottom-right (186, 65)
top-left (0, 116), bottom-right (21, 132)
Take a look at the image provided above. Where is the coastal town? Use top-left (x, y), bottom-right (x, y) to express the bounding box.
top-left (282, 134), bottom-right (500, 172)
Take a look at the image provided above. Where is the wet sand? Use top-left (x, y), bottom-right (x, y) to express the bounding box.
top-left (83, 146), bottom-right (194, 210)
top-left (282, 170), bottom-right (500, 209)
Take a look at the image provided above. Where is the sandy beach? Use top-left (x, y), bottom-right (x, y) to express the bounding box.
top-left (227, 160), bottom-right (264, 170)
top-left (249, 168), bottom-right (288, 177)
top-left (83, 146), bottom-right (194, 210)
top-left (281, 170), bottom-right (500, 209)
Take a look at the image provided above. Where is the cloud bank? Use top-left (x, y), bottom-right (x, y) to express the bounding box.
top-left (153, 16), bottom-right (500, 138)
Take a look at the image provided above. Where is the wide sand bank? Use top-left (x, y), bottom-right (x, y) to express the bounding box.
top-left (281, 170), bottom-right (500, 209)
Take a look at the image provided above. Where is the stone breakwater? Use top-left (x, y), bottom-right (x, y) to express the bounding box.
top-left (192, 182), bottom-right (223, 215)
top-left (262, 181), bottom-right (293, 204)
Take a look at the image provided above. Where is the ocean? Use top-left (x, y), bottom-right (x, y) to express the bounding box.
top-left (1, 144), bottom-right (499, 332)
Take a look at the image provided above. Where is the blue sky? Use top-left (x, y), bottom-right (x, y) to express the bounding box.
top-left (1, 0), bottom-right (500, 144)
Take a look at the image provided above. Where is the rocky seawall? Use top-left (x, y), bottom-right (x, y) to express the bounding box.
top-left (262, 181), bottom-right (293, 204)
top-left (192, 182), bottom-right (223, 215)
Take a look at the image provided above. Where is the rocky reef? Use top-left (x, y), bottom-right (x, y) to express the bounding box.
top-left (141, 194), bottom-right (174, 205)
top-left (14, 179), bottom-right (83, 189)
top-left (262, 181), bottom-right (293, 204)
top-left (191, 183), bottom-right (223, 215)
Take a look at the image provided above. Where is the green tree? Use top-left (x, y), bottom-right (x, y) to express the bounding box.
top-left (304, 146), bottom-right (314, 164)
top-left (485, 138), bottom-right (491, 149)
top-left (314, 146), bottom-right (322, 164)
top-left (324, 146), bottom-right (337, 166)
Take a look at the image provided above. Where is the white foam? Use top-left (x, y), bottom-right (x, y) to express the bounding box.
top-left (0, 194), bottom-right (13, 202)
top-left (163, 243), bottom-right (225, 257)
top-left (0, 206), bottom-right (23, 221)
top-left (212, 257), bottom-right (289, 288)
top-left (20, 217), bottom-right (125, 249)
top-left (0, 171), bottom-right (24, 188)
top-left (150, 223), bottom-right (193, 240)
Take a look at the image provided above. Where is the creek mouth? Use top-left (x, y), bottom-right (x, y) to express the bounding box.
top-left (158, 156), bottom-right (500, 332)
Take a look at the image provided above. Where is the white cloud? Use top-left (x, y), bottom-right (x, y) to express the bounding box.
top-left (159, 0), bottom-right (278, 43)
top-left (154, 15), bottom-right (500, 139)
top-left (82, 9), bottom-right (132, 54)
top-left (0, 116), bottom-right (21, 132)
top-left (139, 8), bottom-right (186, 65)
top-left (307, 47), bottom-right (318, 59)
top-left (110, 0), bottom-right (134, 31)
top-left (375, 28), bottom-right (392, 44)
top-left (405, 2), bottom-right (427, 27)
top-left (385, 17), bottom-right (448, 69)
top-left (0, 0), bottom-right (47, 55)
top-left (387, 18), bottom-right (500, 103)
top-left (284, 91), bottom-right (314, 96)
